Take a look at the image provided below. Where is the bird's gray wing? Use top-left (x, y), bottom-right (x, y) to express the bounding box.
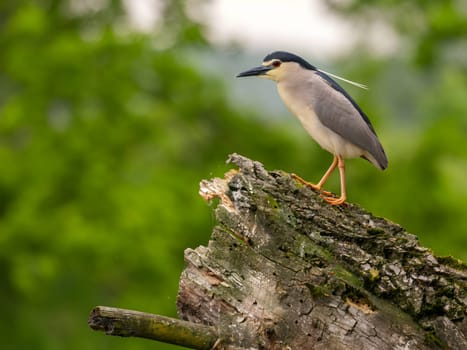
top-left (311, 71), bottom-right (388, 169)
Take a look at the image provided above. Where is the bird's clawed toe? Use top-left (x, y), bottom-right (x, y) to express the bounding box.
top-left (320, 194), bottom-right (346, 205)
top-left (292, 173), bottom-right (341, 201)
top-left (319, 189), bottom-right (333, 196)
top-left (291, 173), bottom-right (321, 191)
top-left (290, 174), bottom-right (345, 198)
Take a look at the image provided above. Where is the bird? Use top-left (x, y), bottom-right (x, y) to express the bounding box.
top-left (236, 51), bottom-right (388, 205)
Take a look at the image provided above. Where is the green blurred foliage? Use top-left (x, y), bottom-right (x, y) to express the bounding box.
top-left (0, 0), bottom-right (466, 349)
top-left (0, 1), bottom-right (315, 349)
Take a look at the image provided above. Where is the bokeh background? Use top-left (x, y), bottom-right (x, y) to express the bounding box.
top-left (1, 1), bottom-right (466, 349)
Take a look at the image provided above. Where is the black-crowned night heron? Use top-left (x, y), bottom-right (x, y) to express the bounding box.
top-left (237, 51), bottom-right (388, 205)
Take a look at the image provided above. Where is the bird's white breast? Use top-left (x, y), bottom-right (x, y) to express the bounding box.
top-left (277, 80), bottom-right (365, 159)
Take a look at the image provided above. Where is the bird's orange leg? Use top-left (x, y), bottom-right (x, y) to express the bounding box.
top-left (315, 155), bottom-right (338, 192)
top-left (292, 155), bottom-right (338, 194)
top-left (321, 156), bottom-right (346, 205)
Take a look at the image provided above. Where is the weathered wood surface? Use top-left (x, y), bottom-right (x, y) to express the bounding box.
top-left (177, 153), bottom-right (466, 350)
top-left (88, 306), bottom-right (218, 349)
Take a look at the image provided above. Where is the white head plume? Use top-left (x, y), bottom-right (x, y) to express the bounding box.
top-left (318, 69), bottom-right (368, 90)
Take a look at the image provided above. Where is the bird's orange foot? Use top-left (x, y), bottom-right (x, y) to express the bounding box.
top-left (291, 173), bottom-right (335, 196)
top-left (318, 189), bottom-right (334, 196)
top-left (291, 173), bottom-right (320, 191)
top-left (321, 194), bottom-right (346, 206)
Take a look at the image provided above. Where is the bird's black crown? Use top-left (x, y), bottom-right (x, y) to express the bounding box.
top-left (263, 51), bottom-right (316, 71)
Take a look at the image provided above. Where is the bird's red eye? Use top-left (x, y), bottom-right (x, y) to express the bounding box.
top-left (272, 60), bottom-right (281, 68)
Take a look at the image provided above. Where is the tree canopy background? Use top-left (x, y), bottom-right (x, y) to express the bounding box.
top-left (0, 1), bottom-right (465, 349)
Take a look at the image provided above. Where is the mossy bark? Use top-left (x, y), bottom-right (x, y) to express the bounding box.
top-left (177, 154), bottom-right (466, 350)
top-left (88, 306), bottom-right (218, 349)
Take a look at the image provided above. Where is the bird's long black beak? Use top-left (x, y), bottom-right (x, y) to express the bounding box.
top-left (236, 65), bottom-right (271, 78)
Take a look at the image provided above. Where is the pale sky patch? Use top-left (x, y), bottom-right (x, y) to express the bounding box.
top-left (124, 0), bottom-right (399, 60)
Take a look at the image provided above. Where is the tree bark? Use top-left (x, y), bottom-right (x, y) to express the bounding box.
top-left (177, 153), bottom-right (466, 349)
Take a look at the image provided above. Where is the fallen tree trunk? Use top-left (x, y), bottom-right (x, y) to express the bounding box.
top-left (89, 154), bottom-right (466, 349)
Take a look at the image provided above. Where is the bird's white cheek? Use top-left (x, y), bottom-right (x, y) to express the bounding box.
top-left (260, 74), bottom-right (275, 81)
top-left (264, 70), bottom-right (283, 82)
